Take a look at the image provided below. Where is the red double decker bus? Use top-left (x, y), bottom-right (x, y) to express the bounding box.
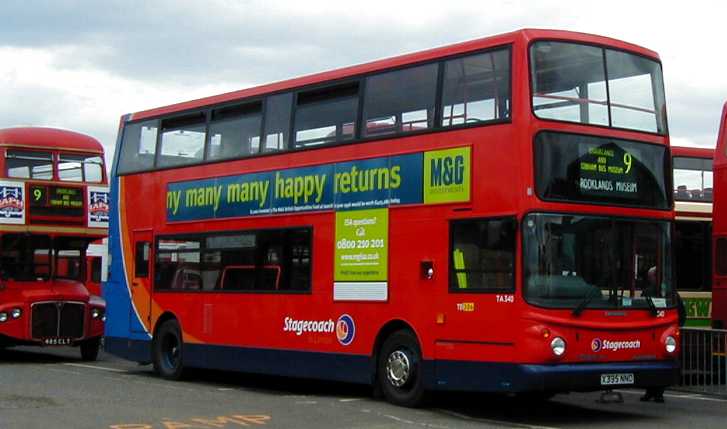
top-left (0, 127), bottom-right (108, 360)
top-left (105, 29), bottom-right (680, 406)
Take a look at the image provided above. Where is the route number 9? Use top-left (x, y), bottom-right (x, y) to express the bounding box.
top-left (623, 153), bottom-right (632, 174)
top-left (33, 188), bottom-right (43, 201)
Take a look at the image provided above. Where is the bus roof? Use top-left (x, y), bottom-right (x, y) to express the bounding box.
top-left (127, 28), bottom-right (661, 122)
top-left (0, 127), bottom-right (104, 154)
top-left (672, 146), bottom-right (714, 159)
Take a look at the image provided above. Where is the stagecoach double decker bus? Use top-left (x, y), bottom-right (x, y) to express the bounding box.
top-left (105, 29), bottom-right (680, 406)
top-left (672, 146), bottom-right (714, 327)
top-left (0, 127), bottom-right (109, 360)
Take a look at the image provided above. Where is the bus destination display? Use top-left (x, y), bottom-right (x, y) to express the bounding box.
top-left (536, 132), bottom-right (669, 209)
top-left (577, 144), bottom-right (639, 199)
top-left (29, 185), bottom-right (84, 217)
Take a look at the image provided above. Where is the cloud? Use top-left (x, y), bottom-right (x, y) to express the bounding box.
top-left (1, 0), bottom-right (726, 158)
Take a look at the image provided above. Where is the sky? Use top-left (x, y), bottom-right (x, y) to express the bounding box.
top-left (1, 0), bottom-right (725, 166)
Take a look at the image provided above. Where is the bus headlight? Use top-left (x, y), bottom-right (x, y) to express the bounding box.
top-left (665, 336), bottom-right (677, 353)
top-left (550, 337), bottom-right (566, 356)
top-left (10, 308), bottom-right (21, 319)
top-left (91, 308), bottom-right (105, 321)
top-left (0, 312), bottom-right (7, 323)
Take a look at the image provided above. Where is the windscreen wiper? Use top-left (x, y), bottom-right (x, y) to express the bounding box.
top-left (573, 287), bottom-right (602, 316)
top-left (643, 293), bottom-right (658, 316)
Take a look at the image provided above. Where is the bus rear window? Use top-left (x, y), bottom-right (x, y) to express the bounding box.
top-left (535, 131), bottom-right (669, 209)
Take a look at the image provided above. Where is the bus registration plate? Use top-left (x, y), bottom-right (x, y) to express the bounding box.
top-left (43, 338), bottom-right (72, 346)
top-left (600, 373), bottom-right (634, 385)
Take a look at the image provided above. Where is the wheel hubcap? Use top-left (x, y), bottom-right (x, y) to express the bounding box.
top-left (386, 350), bottom-right (411, 387)
top-left (163, 334), bottom-right (179, 369)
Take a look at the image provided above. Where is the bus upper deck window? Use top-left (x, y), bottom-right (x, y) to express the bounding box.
top-left (441, 49), bottom-right (511, 126)
top-left (59, 153), bottom-right (104, 183)
top-left (363, 63), bottom-right (438, 137)
top-left (6, 150), bottom-right (53, 180)
top-left (118, 121), bottom-right (158, 174)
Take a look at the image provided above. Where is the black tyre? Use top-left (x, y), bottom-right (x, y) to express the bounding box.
top-left (80, 338), bottom-right (101, 361)
top-left (377, 330), bottom-right (426, 407)
top-left (153, 319), bottom-right (185, 380)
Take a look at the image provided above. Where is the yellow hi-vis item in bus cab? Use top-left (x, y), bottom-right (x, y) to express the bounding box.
top-left (453, 248), bottom-right (467, 289)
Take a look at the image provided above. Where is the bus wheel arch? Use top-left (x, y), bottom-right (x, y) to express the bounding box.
top-left (372, 321), bottom-right (426, 407)
top-left (152, 312), bottom-right (185, 380)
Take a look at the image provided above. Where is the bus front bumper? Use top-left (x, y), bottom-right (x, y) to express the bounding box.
top-left (430, 360), bottom-right (680, 393)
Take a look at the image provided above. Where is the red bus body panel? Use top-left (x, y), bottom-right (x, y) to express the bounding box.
top-left (712, 104), bottom-right (727, 327)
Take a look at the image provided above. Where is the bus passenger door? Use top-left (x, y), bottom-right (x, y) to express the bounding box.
top-left (129, 230), bottom-right (153, 334)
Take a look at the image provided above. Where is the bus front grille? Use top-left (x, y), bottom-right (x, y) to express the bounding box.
top-left (31, 302), bottom-right (85, 340)
top-left (59, 303), bottom-right (85, 338)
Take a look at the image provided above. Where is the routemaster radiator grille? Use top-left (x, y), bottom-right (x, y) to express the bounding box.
top-left (31, 302), bottom-right (85, 340)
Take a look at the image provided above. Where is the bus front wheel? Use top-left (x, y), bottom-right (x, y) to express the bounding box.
top-left (377, 330), bottom-right (426, 407)
top-left (153, 319), bottom-right (185, 380)
top-left (80, 338), bottom-right (100, 361)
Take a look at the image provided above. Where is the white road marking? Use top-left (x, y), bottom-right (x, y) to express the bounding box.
top-left (435, 409), bottom-right (561, 429)
top-left (361, 408), bottom-right (452, 428)
top-left (339, 398), bottom-right (363, 402)
top-left (63, 363), bottom-right (129, 373)
top-left (615, 389), bottom-right (727, 402)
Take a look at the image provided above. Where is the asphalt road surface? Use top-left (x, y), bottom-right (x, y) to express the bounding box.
top-left (1, 346), bottom-right (725, 429)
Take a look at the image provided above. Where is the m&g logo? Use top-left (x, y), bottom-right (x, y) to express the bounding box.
top-left (423, 147), bottom-right (471, 204)
top-left (430, 154), bottom-right (465, 186)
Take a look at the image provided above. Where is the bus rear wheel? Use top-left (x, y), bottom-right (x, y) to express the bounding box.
top-left (80, 338), bottom-right (101, 361)
top-left (153, 319), bottom-right (185, 380)
top-left (377, 330), bottom-right (426, 407)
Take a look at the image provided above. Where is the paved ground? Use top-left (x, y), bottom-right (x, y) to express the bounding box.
top-left (1, 346), bottom-right (726, 429)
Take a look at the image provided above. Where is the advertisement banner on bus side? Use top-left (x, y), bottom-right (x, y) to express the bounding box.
top-left (334, 208), bottom-right (388, 280)
top-left (0, 180), bottom-right (25, 224)
top-left (165, 146), bottom-right (471, 222)
top-left (88, 186), bottom-right (110, 228)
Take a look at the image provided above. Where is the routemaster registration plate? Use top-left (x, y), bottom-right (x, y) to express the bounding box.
top-left (42, 338), bottom-right (72, 346)
top-left (600, 373), bottom-right (634, 385)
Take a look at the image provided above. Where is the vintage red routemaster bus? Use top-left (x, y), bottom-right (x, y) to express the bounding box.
top-left (712, 104), bottom-right (727, 328)
top-left (0, 127), bottom-right (108, 360)
top-left (105, 29), bottom-right (680, 406)
top-left (672, 146), bottom-right (714, 327)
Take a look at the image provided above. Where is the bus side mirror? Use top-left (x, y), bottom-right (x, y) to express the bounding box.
top-left (421, 260), bottom-right (434, 280)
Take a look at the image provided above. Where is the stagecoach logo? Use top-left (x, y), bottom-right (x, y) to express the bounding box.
top-left (282, 314), bottom-right (356, 346)
top-left (336, 314), bottom-right (355, 346)
top-left (87, 187), bottom-right (110, 227)
top-left (0, 183), bottom-right (24, 224)
top-left (591, 338), bottom-right (641, 352)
